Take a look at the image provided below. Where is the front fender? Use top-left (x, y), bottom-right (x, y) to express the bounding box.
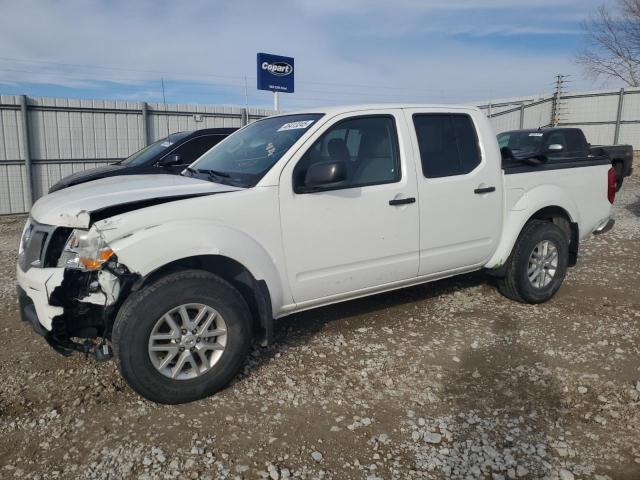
top-left (98, 218), bottom-right (290, 314)
top-left (486, 184), bottom-right (579, 269)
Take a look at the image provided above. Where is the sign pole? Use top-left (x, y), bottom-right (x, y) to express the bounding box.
top-left (273, 91), bottom-right (279, 112)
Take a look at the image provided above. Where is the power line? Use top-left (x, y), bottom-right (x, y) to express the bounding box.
top-left (0, 56), bottom-right (244, 81)
top-left (0, 56), bottom-right (515, 95)
top-left (0, 65), bottom-right (499, 103)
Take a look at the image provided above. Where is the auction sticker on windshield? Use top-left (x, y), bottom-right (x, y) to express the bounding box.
top-left (528, 133), bottom-right (543, 137)
top-left (277, 120), bottom-right (315, 132)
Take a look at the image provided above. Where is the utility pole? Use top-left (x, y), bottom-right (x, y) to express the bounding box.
top-left (161, 77), bottom-right (170, 138)
top-left (244, 75), bottom-right (249, 111)
top-left (551, 74), bottom-right (570, 127)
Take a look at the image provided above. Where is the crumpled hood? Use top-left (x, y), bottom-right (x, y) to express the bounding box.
top-left (31, 174), bottom-right (241, 228)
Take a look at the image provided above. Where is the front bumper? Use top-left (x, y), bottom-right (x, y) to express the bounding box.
top-left (16, 265), bottom-right (65, 331)
top-left (16, 262), bottom-right (132, 356)
top-left (17, 285), bottom-right (74, 356)
top-left (17, 285), bottom-right (49, 337)
top-left (16, 264), bottom-right (78, 355)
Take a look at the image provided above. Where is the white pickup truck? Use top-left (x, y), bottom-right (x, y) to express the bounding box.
top-left (17, 105), bottom-right (616, 404)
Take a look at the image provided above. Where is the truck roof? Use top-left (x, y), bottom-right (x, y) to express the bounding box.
top-left (273, 104), bottom-right (482, 117)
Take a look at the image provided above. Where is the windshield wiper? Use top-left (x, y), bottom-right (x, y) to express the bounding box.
top-left (186, 168), bottom-right (250, 187)
top-left (204, 169), bottom-right (230, 179)
top-left (192, 168), bottom-right (240, 185)
top-left (196, 169), bottom-right (230, 182)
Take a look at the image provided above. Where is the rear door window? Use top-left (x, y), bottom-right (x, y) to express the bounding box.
top-left (544, 132), bottom-right (568, 159)
top-left (563, 130), bottom-right (588, 157)
top-left (413, 114), bottom-right (481, 178)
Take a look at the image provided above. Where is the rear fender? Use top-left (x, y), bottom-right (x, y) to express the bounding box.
top-left (486, 185), bottom-right (579, 269)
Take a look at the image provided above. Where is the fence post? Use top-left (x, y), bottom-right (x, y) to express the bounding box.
top-left (614, 88), bottom-right (624, 144)
top-left (19, 95), bottom-right (34, 209)
top-left (241, 108), bottom-right (248, 126)
top-left (519, 103), bottom-right (525, 129)
top-left (141, 102), bottom-right (150, 146)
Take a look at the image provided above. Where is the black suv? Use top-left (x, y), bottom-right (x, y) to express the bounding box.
top-left (48, 128), bottom-right (237, 193)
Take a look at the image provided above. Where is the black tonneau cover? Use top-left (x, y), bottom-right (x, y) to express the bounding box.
top-left (502, 155), bottom-right (611, 175)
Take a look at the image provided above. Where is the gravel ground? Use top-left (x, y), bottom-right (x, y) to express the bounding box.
top-left (1, 166), bottom-right (639, 480)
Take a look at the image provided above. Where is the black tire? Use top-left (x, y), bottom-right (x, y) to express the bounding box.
top-left (497, 220), bottom-right (569, 304)
top-left (112, 269), bottom-right (252, 404)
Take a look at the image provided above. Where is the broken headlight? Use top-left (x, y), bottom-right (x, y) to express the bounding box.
top-left (18, 218), bottom-right (33, 257)
top-left (57, 229), bottom-right (114, 271)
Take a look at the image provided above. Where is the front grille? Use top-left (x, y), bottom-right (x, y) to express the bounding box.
top-left (18, 220), bottom-right (71, 271)
top-left (44, 227), bottom-right (73, 267)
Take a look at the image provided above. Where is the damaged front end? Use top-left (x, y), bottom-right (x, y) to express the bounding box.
top-left (47, 261), bottom-right (137, 358)
top-left (17, 219), bottom-right (138, 359)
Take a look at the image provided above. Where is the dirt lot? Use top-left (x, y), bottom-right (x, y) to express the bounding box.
top-left (1, 168), bottom-right (639, 480)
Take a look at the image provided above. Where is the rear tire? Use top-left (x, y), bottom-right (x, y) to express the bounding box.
top-left (497, 220), bottom-right (569, 304)
top-left (112, 270), bottom-right (252, 404)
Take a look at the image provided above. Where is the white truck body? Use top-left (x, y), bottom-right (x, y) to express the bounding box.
top-left (21, 105), bottom-right (612, 320)
top-left (16, 104), bottom-right (615, 403)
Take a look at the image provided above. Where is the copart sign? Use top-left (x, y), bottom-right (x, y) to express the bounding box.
top-left (257, 52), bottom-right (295, 93)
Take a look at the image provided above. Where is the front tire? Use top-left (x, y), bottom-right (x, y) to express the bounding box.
top-left (497, 220), bottom-right (569, 304)
top-left (112, 270), bottom-right (252, 404)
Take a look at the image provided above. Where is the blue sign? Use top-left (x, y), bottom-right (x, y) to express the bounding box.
top-left (257, 53), bottom-right (294, 93)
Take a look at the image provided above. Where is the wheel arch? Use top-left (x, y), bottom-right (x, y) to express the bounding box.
top-left (131, 254), bottom-right (274, 345)
top-left (529, 206), bottom-right (578, 266)
top-left (487, 203), bottom-right (579, 275)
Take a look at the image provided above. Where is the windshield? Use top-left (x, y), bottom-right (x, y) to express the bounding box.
top-left (119, 132), bottom-right (191, 166)
top-left (188, 113), bottom-right (324, 187)
top-left (497, 131), bottom-right (545, 154)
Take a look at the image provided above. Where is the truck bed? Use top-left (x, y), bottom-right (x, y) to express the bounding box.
top-left (501, 157), bottom-right (612, 246)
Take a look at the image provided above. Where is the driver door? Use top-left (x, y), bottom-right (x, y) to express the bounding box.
top-left (279, 110), bottom-right (420, 305)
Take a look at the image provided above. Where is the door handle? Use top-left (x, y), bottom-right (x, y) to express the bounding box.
top-left (474, 186), bottom-right (496, 194)
top-left (389, 197), bottom-right (416, 206)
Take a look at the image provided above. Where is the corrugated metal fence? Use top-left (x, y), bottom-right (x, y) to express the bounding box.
top-left (3, 89), bottom-right (639, 214)
top-left (477, 87), bottom-right (640, 147)
top-left (0, 95), bottom-right (273, 214)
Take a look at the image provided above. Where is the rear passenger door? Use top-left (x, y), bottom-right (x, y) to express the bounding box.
top-left (406, 109), bottom-right (502, 276)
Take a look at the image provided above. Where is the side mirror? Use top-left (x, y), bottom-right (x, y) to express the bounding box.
top-left (547, 144), bottom-right (564, 153)
top-left (298, 161), bottom-right (347, 193)
top-left (158, 154), bottom-right (182, 167)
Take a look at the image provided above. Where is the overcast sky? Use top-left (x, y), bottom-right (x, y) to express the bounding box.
top-left (0, 0), bottom-right (622, 109)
